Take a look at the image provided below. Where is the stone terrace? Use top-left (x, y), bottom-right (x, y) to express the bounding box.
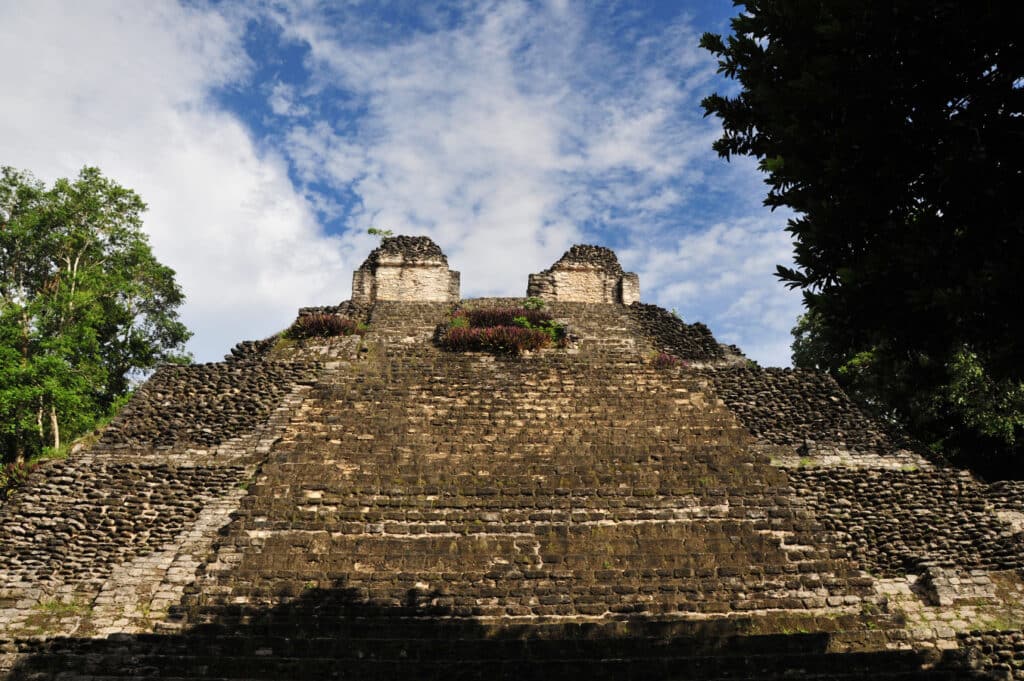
top-left (1, 237), bottom-right (1022, 680)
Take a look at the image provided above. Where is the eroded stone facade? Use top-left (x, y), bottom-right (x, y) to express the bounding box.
top-left (351, 235), bottom-right (460, 304)
top-left (528, 244), bottom-right (640, 304)
top-left (1, 237), bottom-right (1021, 680)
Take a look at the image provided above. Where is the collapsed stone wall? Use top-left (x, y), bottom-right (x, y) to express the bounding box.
top-left (790, 468), bottom-right (1024, 577)
top-left (295, 299), bottom-right (369, 321)
top-left (0, 458), bottom-right (244, 589)
top-left (99, 361), bottom-right (315, 449)
top-left (960, 630), bottom-right (1024, 680)
top-left (223, 337), bottom-right (276, 363)
top-left (705, 367), bottom-right (893, 452)
top-left (181, 348), bottom-right (888, 628)
top-left (628, 303), bottom-right (725, 361)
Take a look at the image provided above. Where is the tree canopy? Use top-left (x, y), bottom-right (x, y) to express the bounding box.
top-left (701, 1), bottom-right (1023, 473)
top-left (0, 166), bottom-right (191, 463)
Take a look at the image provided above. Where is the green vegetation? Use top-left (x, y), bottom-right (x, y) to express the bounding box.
top-left (1, 166), bottom-right (190, 469)
top-left (701, 3), bottom-right (1022, 473)
top-left (367, 226), bottom-right (393, 239)
top-left (438, 306), bottom-right (567, 355)
top-left (34, 598), bottom-right (91, 617)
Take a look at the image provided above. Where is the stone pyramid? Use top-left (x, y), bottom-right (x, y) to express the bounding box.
top-left (1, 237), bottom-right (1022, 680)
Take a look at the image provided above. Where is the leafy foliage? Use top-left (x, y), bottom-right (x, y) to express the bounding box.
top-left (0, 460), bottom-right (34, 502)
top-left (701, 4), bottom-right (1023, 472)
top-left (441, 325), bottom-right (552, 354)
top-left (0, 166), bottom-right (191, 463)
top-left (286, 313), bottom-right (363, 339)
top-left (438, 306), bottom-right (566, 355)
top-left (462, 307), bottom-right (552, 328)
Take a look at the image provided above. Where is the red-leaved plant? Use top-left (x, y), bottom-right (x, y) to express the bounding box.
top-left (653, 352), bottom-right (684, 369)
top-left (287, 314), bottom-right (361, 339)
top-left (439, 305), bottom-right (566, 355)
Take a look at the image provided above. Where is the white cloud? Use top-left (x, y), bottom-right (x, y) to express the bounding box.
top-left (268, 1), bottom-right (736, 284)
top-left (631, 215), bottom-right (803, 367)
top-left (266, 1), bottom-right (803, 364)
top-left (0, 0), bottom-right (803, 367)
top-left (269, 82), bottom-right (310, 117)
top-left (0, 0), bottom-right (350, 362)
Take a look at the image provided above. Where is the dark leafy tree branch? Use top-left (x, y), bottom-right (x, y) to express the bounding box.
top-left (0, 166), bottom-right (191, 464)
top-left (701, 1), bottom-right (1023, 474)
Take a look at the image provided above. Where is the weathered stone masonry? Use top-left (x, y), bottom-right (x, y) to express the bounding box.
top-left (528, 244), bottom-right (639, 304)
top-left (1, 236), bottom-right (1022, 680)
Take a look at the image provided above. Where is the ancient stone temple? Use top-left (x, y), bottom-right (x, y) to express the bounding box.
top-left (1, 236), bottom-right (1022, 680)
top-left (351, 235), bottom-right (460, 305)
top-left (527, 244), bottom-right (640, 304)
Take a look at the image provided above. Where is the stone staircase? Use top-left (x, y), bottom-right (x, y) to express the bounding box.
top-left (0, 312), bottom-right (992, 679)
top-left (1, 237), bottom-right (1017, 680)
top-left (6, 623), bottom-right (974, 680)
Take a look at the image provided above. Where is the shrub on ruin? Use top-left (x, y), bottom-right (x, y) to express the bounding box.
top-left (438, 306), bottom-right (566, 355)
top-left (441, 325), bottom-right (552, 354)
top-left (286, 314), bottom-right (362, 339)
top-left (653, 352), bottom-right (685, 369)
top-left (464, 307), bottom-right (552, 328)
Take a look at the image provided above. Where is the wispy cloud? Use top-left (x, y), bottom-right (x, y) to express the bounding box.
top-left (266, 1), bottom-right (800, 363)
top-left (0, 0), bottom-right (801, 366)
top-left (268, 2), bottom-right (733, 281)
top-left (0, 0), bottom-right (351, 362)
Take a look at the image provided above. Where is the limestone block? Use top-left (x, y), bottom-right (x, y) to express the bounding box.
top-left (351, 235), bottom-right (460, 304)
top-left (527, 244), bottom-right (639, 304)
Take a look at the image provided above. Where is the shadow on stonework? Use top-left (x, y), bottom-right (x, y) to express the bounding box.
top-left (4, 585), bottom-right (982, 680)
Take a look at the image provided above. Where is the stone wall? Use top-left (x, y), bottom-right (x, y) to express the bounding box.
top-left (99, 361), bottom-right (315, 449)
top-left (703, 367), bottom-right (894, 452)
top-left (528, 245), bottom-right (639, 304)
top-left (2, 237), bottom-right (1022, 680)
top-left (351, 236), bottom-right (459, 304)
top-left (0, 459), bottom-right (244, 594)
top-left (960, 630), bottom-right (1024, 679)
top-left (628, 302), bottom-right (725, 361)
top-left (790, 468), bottom-right (1024, 577)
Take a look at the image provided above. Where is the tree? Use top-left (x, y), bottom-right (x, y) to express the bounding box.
top-left (701, 2), bottom-right (1023, 473)
top-left (0, 166), bottom-right (191, 463)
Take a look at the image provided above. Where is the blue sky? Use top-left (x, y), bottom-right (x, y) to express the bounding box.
top-left (0, 0), bottom-right (803, 365)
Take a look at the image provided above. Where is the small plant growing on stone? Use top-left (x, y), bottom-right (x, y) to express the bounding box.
top-left (438, 306), bottom-right (567, 355)
top-left (367, 226), bottom-right (393, 239)
top-left (286, 313), bottom-right (363, 339)
top-left (523, 296), bottom-right (546, 311)
top-left (652, 352), bottom-right (682, 369)
top-left (35, 598), bottom-right (90, 617)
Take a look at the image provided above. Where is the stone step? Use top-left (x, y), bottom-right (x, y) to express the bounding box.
top-left (6, 646), bottom-right (963, 681)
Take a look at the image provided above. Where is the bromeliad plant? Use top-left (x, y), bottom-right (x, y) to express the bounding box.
top-left (286, 314), bottom-right (366, 340)
top-left (439, 306), bottom-right (567, 355)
